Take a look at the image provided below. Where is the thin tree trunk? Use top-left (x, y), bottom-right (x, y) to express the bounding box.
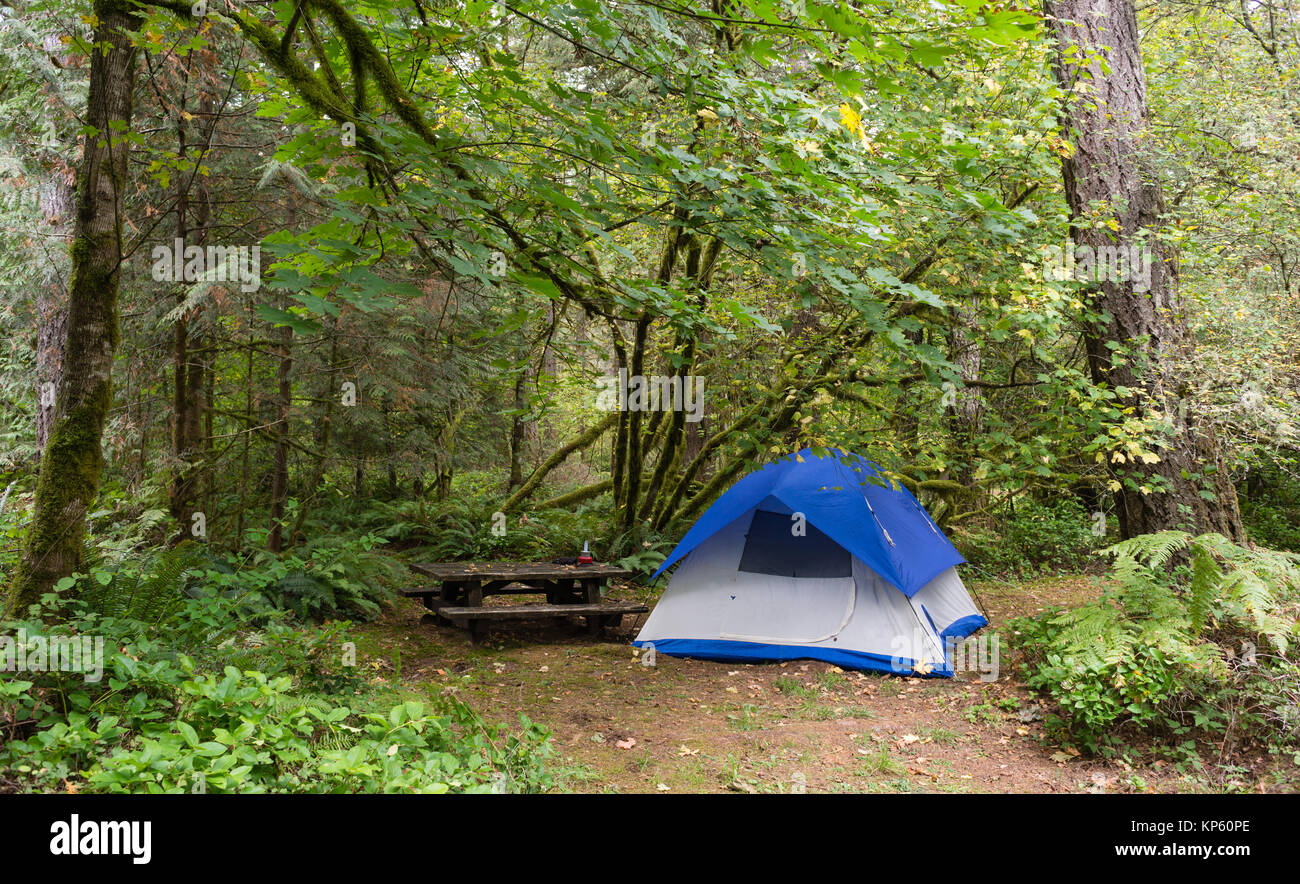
top-left (507, 367), bottom-right (530, 489)
top-left (946, 302), bottom-right (983, 488)
top-left (384, 403), bottom-right (399, 498)
top-left (267, 322), bottom-right (293, 552)
top-left (608, 321), bottom-right (628, 504)
top-left (236, 331), bottom-right (254, 542)
top-left (267, 186), bottom-right (298, 551)
top-left (291, 327), bottom-right (339, 538)
top-left (620, 315), bottom-right (651, 531)
top-left (170, 63), bottom-right (213, 535)
top-left (8, 0), bottom-right (139, 613)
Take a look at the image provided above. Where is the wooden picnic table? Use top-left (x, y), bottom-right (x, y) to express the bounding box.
top-left (404, 561), bottom-right (646, 644)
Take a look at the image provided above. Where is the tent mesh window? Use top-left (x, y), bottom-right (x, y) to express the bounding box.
top-left (737, 510), bottom-right (852, 578)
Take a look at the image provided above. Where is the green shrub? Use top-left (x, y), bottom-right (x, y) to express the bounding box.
top-left (1238, 457), bottom-right (1300, 552)
top-left (197, 531), bottom-right (401, 622)
top-left (1012, 531), bottom-right (1300, 754)
top-left (955, 496), bottom-right (1104, 577)
top-left (354, 493), bottom-right (619, 563)
top-left (1241, 500), bottom-right (1300, 553)
top-left (77, 542), bottom-right (211, 625)
top-left (84, 669), bottom-right (552, 794)
top-left (1013, 609), bottom-right (1214, 749)
top-left (0, 585), bottom-right (554, 794)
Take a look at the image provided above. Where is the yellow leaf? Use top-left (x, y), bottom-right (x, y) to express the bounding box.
top-left (839, 103), bottom-right (862, 136)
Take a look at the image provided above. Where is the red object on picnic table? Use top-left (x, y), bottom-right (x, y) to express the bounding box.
top-left (577, 541), bottom-right (594, 565)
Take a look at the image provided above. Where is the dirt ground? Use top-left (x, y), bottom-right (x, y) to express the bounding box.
top-left (353, 574), bottom-right (1294, 793)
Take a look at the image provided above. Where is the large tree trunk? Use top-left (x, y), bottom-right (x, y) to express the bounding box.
top-left (1046, 0), bottom-right (1243, 539)
top-left (8, 0), bottom-right (139, 614)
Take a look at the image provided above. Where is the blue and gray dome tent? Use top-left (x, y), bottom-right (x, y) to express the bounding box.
top-left (633, 448), bottom-right (986, 676)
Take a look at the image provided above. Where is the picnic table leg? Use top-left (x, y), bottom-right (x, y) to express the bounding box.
top-left (466, 579), bottom-right (483, 607)
top-left (469, 620), bottom-right (487, 646)
top-left (419, 581), bottom-right (459, 626)
top-left (419, 593), bottom-right (439, 625)
top-left (581, 577), bottom-right (602, 604)
top-left (441, 580), bottom-right (461, 605)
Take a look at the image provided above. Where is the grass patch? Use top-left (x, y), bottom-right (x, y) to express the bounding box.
top-left (774, 675), bottom-right (818, 699)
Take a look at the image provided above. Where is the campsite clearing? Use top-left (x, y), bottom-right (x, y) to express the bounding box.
top-left (352, 574), bottom-right (1298, 794)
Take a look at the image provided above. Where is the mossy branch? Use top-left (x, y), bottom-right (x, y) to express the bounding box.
top-left (501, 413), bottom-right (617, 513)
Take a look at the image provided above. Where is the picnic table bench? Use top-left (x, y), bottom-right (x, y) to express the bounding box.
top-left (404, 561), bottom-right (646, 644)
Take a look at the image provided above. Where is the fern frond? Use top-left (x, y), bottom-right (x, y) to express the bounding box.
top-left (1103, 530), bottom-right (1190, 569)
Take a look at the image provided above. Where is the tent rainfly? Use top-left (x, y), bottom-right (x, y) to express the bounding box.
top-left (633, 449), bottom-right (986, 676)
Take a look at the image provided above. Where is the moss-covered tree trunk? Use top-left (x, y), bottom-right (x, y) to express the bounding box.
top-left (7, 0), bottom-right (139, 615)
